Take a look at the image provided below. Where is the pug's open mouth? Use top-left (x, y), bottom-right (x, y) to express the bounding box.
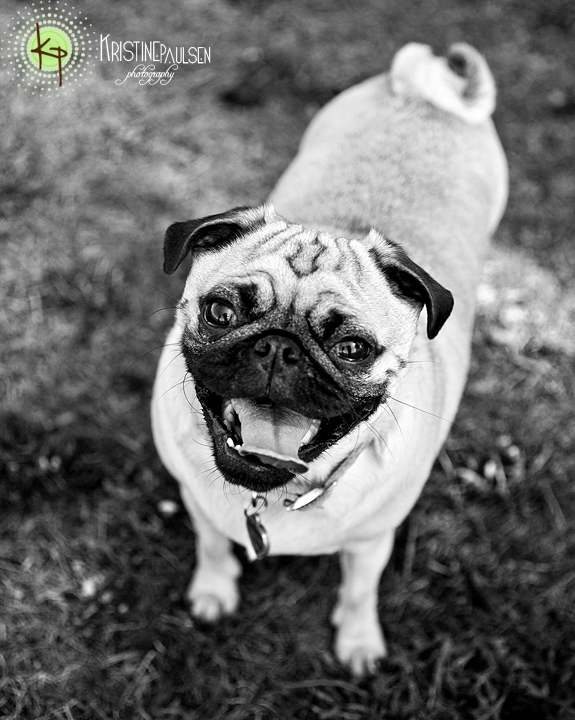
top-left (222, 398), bottom-right (320, 474)
top-left (194, 384), bottom-right (381, 491)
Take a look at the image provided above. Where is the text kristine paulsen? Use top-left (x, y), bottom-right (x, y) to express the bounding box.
top-left (100, 35), bottom-right (211, 65)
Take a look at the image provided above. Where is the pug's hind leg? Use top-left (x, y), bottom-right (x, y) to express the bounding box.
top-left (180, 485), bottom-right (241, 622)
top-left (332, 531), bottom-right (395, 677)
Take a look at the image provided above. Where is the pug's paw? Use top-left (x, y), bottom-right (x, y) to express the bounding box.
top-left (332, 605), bottom-right (387, 677)
top-left (190, 591), bottom-right (238, 622)
top-left (186, 568), bottom-right (239, 622)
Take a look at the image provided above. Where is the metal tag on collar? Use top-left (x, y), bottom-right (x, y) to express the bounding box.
top-left (284, 441), bottom-right (367, 513)
top-left (284, 483), bottom-right (337, 512)
top-left (244, 493), bottom-right (270, 560)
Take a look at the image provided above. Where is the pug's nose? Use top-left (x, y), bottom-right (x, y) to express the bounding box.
top-left (253, 335), bottom-right (302, 365)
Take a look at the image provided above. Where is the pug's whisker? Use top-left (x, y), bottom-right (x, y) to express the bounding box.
top-left (206, 473), bottom-right (222, 491)
top-left (198, 456), bottom-right (218, 468)
top-left (156, 348), bottom-right (186, 382)
top-left (151, 284), bottom-right (180, 305)
top-left (155, 373), bottom-right (189, 403)
top-left (222, 480), bottom-right (233, 501)
top-left (128, 306), bottom-right (178, 334)
top-left (203, 468), bottom-right (220, 485)
top-left (365, 421), bottom-right (394, 458)
top-left (189, 435), bottom-right (212, 448)
top-left (226, 483), bottom-right (245, 498)
top-left (127, 342), bottom-right (180, 371)
top-left (197, 465), bottom-right (218, 477)
top-left (182, 373), bottom-right (199, 413)
top-left (362, 416), bottom-right (388, 443)
top-left (388, 396), bottom-right (450, 423)
top-left (293, 474), bottom-right (320, 490)
top-left (384, 403), bottom-right (404, 440)
top-left (183, 408), bottom-right (205, 419)
top-left (199, 471), bottom-right (219, 485)
top-left (270, 485), bottom-right (289, 507)
top-left (341, 401), bottom-right (394, 458)
top-left (341, 401), bottom-right (385, 442)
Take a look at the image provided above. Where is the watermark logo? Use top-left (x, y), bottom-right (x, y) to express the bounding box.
top-left (2, 2), bottom-right (212, 94)
top-left (1, 2), bottom-right (97, 95)
top-left (99, 36), bottom-right (212, 86)
top-left (29, 22), bottom-right (70, 86)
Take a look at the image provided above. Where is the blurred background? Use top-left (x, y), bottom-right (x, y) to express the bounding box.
top-left (1, 0), bottom-right (574, 718)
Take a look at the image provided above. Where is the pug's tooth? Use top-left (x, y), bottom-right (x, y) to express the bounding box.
top-left (301, 419), bottom-right (321, 445)
top-left (222, 400), bottom-right (236, 427)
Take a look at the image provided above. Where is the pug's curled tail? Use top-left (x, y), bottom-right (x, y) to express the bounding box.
top-left (390, 42), bottom-right (496, 124)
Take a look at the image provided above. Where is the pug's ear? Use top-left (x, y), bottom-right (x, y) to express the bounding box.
top-left (366, 230), bottom-right (454, 339)
top-left (163, 205), bottom-right (268, 274)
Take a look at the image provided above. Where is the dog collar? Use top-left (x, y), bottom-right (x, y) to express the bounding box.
top-left (244, 440), bottom-right (369, 560)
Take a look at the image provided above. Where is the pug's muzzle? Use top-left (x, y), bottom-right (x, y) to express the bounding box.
top-left (182, 328), bottom-right (382, 493)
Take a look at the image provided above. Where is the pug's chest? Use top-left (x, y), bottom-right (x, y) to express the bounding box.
top-left (194, 487), bottom-right (388, 559)
top-left (183, 439), bottom-right (402, 559)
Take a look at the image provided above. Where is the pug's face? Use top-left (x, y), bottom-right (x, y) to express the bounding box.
top-left (163, 205), bottom-right (453, 493)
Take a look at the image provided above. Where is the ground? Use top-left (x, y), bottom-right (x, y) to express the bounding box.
top-left (1, 0), bottom-right (574, 718)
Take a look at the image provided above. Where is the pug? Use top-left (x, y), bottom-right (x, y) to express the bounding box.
top-left (151, 42), bottom-right (508, 676)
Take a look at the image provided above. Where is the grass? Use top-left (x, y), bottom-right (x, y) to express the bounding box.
top-left (1, 0), bottom-right (574, 717)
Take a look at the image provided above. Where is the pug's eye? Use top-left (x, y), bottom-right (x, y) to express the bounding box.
top-left (203, 299), bottom-right (236, 328)
top-left (333, 337), bottom-right (371, 362)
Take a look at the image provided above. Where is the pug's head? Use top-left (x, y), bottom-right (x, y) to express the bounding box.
top-left (164, 205), bottom-right (453, 493)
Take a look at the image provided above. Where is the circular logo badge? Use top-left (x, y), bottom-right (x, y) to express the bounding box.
top-left (26, 25), bottom-right (73, 73)
top-left (1, 2), bottom-right (97, 96)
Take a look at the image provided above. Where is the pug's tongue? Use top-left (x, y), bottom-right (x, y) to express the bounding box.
top-left (231, 398), bottom-right (314, 473)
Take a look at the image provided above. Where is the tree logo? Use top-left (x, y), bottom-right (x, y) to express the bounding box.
top-left (1, 2), bottom-right (97, 95)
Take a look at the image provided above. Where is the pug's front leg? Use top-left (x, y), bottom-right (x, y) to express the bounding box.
top-left (179, 484), bottom-right (241, 621)
top-left (331, 531), bottom-right (395, 677)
